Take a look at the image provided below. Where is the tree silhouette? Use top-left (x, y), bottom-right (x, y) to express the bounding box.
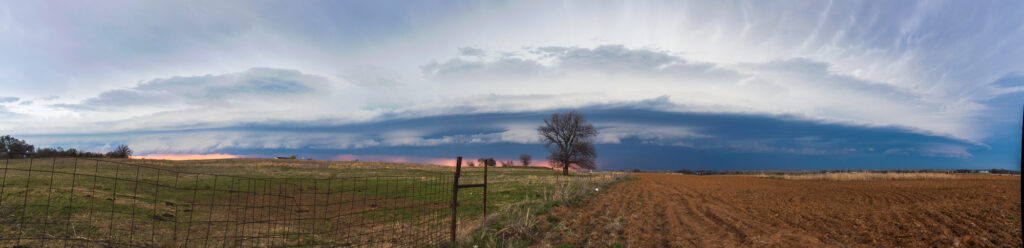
top-left (538, 110), bottom-right (598, 175)
top-left (477, 157), bottom-right (496, 167)
top-left (519, 154), bottom-right (532, 167)
top-left (106, 144), bottom-right (133, 158)
top-left (0, 135), bottom-right (34, 158)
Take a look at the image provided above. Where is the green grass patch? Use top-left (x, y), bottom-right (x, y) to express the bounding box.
top-left (1, 158), bottom-right (627, 247)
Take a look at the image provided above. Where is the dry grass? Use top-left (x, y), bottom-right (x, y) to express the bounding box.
top-left (760, 172), bottom-right (957, 181)
top-left (492, 203), bottom-right (541, 241)
top-left (465, 172), bottom-right (630, 247)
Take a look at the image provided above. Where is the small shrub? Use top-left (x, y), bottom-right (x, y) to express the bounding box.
top-left (546, 215), bottom-right (560, 223)
top-left (536, 201), bottom-right (560, 215)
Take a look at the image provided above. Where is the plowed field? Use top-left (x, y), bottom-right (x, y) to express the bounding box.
top-left (539, 173), bottom-right (1021, 247)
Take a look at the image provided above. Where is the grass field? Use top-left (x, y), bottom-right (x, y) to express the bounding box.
top-left (0, 158), bottom-right (627, 247)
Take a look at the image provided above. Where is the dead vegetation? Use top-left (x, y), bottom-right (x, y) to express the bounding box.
top-left (465, 172), bottom-right (631, 247)
top-left (759, 172), bottom-right (957, 181)
top-left (539, 173), bottom-right (1022, 247)
top-left (492, 202), bottom-right (541, 241)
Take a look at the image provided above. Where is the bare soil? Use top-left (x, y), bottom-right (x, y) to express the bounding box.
top-left (538, 173), bottom-right (1022, 247)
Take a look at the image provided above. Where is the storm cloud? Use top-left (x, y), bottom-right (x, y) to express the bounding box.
top-left (1, 1), bottom-right (1019, 170)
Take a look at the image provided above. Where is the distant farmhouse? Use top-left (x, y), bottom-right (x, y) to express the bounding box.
top-left (0, 151), bottom-right (33, 158)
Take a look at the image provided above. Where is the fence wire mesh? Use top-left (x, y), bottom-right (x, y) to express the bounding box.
top-left (0, 158), bottom-right (452, 247)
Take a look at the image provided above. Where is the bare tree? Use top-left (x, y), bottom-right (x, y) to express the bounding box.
top-left (500, 160), bottom-right (514, 167)
top-left (519, 154), bottom-right (532, 167)
top-left (106, 144), bottom-right (133, 158)
top-left (538, 110), bottom-right (598, 175)
top-left (477, 157), bottom-right (496, 167)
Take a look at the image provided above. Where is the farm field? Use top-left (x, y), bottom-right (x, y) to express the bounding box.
top-left (0, 158), bottom-right (625, 247)
top-left (539, 173), bottom-right (1022, 247)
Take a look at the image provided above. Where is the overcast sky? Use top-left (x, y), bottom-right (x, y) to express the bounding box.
top-left (1, 1), bottom-right (1021, 170)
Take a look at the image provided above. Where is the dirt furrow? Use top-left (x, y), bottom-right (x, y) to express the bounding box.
top-left (538, 173), bottom-right (1021, 247)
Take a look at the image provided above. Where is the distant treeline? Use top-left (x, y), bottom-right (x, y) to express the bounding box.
top-left (34, 147), bottom-right (106, 158)
top-left (1, 135), bottom-right (132, 159)
top-left (623, 168), bottom-right (1021, 175)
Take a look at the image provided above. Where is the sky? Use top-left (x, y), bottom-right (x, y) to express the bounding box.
top-left (0, 1), bottom-right (1021, 170)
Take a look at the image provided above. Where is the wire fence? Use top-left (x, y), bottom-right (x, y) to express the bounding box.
top-left (0, 157), bottom-right (452, 247)
top-left (0, 157), bottom-right (629, 247)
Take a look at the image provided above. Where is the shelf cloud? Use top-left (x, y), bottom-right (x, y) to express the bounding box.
top-left (1, 1), bottom-right (1019, 169)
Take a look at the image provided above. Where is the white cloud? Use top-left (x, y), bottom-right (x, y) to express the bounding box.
top-left (457, 47), bottom-right (486, 57)
top-left (0, 0), bottom-right (1019, 148)
top-left (3, 68), bottom-right (393, 134)
top-left (340, 65), bottom-right (403, 89)
top-left (56, 68), bottom-right (328, 110)
top-left (0, 44), bottom-right (1005, 146)
top-left (417, 46), bottom-right (990, 141)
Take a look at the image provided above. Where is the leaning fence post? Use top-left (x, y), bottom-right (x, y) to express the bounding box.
top-left (450, 156), bottom-right (461, 245)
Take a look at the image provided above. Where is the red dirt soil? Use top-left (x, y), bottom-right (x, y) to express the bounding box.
top-left (539, 173), bottom-right (1022, 247)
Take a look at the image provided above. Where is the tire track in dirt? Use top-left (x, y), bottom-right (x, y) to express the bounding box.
top-left (538, 173), bottom-right (1021, 247)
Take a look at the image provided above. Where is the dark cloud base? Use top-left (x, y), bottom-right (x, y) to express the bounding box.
top-left (17, 107), bottom-right (1013, 170)
top-left (15, 106), bottom-right (1019, 170)
top-left (218, 142), bottom-right (987, 171)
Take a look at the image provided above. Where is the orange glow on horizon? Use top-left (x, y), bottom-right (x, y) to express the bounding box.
top-left (334, 154), bottom-right (557, 168)
top-left (134, 153), bottom-right (241, 160)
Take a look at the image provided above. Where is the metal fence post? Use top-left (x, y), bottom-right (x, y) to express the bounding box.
top-left (450, 156), bottom-right (461, 245)
top-left (482, 161), bottom-right (487, 232)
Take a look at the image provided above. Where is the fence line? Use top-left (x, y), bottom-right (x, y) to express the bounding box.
top-left (0, 157), bottom-right (626, 247)
top-left (0, 157), bottom-right (453, 247)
